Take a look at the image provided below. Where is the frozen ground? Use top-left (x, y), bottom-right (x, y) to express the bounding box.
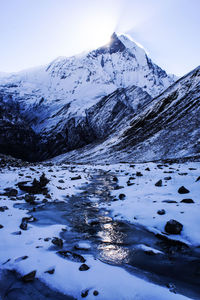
top-left (0, 158), bottom-right (199, 299)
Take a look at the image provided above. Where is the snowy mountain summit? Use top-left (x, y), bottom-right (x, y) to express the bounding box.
top-left (0, 32), bottom-right (179, 161)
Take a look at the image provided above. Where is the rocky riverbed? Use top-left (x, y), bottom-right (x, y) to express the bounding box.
top-left (0, 155), bottom-right (200, 299)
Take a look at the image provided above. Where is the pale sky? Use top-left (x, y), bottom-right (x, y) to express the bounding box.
top-left (0, 0), bottom-right (199, 76)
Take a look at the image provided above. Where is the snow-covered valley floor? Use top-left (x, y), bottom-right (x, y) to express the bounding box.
top-left (0, 157), bottom-right (200, 300)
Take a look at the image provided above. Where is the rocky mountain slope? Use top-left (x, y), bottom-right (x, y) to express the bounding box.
top-left (54, 65), bottom-right (200, 163)
top-left (0, 33), bottom-right (175, 161)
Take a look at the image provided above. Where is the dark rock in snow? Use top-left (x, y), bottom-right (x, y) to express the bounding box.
top-left (0, 224), bottom-right (4, 229)
top-left (178, 186), bottom-right (190, 194)
top-left (181, 198), bottom-right (194, 203)
top-left (157, 209), bottom-right (166, 215)
top-left (45, 268), bottom-right (55, 274)
top-left (79, 264), bottom-right (90, 271)
top-left (162, 200), bottom-right (177, 204)
top-left (81, 289), bottom-right (89, 298)
top-left (57, 251), bottom-right (86, 263)
top-left (164, 177), bottom-right (172, 181)
top-left (21, 270), bottom-right (37, 282)
top-left (165, 219), bottom-right (183, 234)
top-left (155, 180), bottom-right (162, 187)
top-left (52, 237), bottom-right (63, 248)
top-left (136, 172), bottom-right (143, 177)
top-left (71, 175), bottom-right (81, 180)
top-left (0, 206), bottom-right (8, 212)
top-left (119, 193), bottom-right (126, 200)
top-left (196, 176), bottom-right (200, 182)
top-left (93, 290), bottom-right (99, 296)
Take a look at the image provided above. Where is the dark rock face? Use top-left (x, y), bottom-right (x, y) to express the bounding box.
top-left (165, 219), bottom-right (183, 234)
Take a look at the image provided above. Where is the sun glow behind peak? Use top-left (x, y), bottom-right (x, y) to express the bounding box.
top-left (78, 15), bottom-right (117, 51)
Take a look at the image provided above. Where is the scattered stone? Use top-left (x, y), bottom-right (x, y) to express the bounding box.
top-left (45, 268), bottom-right (55, 274)
top-left (157, 209), bottom-right (166, 215)
top-left (93, 290), bottom-right (99, 296)
top-left (165, 219), bottom-right (183, 234)
top-left (58, 179), bottom-right (64, 183)
top-left (155, 180), bottom-right (162, 187)
top-left (24, 194), bottom-right (35, 204)
top-left (162, 200), bottom-right (177, 204)
top-left (11, 230), bottom-right (21, 235)
top-left (81, 290), bottom-right (89, 298)
top-left (3, 188), bottom-right (18, 197)
top-left (0, 206), bottom-right (8, 212)
top-left (52, 237), bottom-right (63, 248)
top-left (178, 186), bottom-right (190, 194)
top-left (145, 167), bottom-right (150, 171)
top-left (178, 173), bottom-right (188, 176)
top-left (181, 199), bottom-right (194, 203)
top-left (57, 251), bottom-right (86, 263)
top-left (44, 237), bottom-right (51, 242)
top-left (114, 185), bottom-right (124, 190)
top-left (20, 216), bottom-right (36, 230)
top-left (164, 177), bottom-right (172, 180)
top-left (189, 168), bottom-right (197, 170)
top-left (71, 175), bottom-right (81, 180)
top-left (79, 264), bottom-right (90, 271)
top-left (21, 270), bottom-right (36, 282)
top-left (0, 224), bottom-right (4, 229)
top-left (15, 256), bottom-right (28, 262)
top-left (112, 176), bottom-right (118, 182)
top-left (196, 176), bottom-right (200, 182)
top-left (119, 193), bottom-right (126, 200)
top-left (136, 172), bottom-right (143, 177)
top-left (127, 181), bottom-right (134, 186)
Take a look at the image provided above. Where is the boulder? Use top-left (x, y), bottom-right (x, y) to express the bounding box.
top-left (165, 219), bottom-right (183, 234)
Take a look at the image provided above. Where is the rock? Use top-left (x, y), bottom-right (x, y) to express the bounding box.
top-left (178, 186), bottom-right (190, 194)
top-left (15, 256), bottom-right (28, 262)
top-left (21, 270), bottom-right (37, 282)
top-left (114, 185), bottom-right (124, 190)
top-left (71, 175), bottom-right (81, 180)
top-left (165, 219), bottom-right (183, 234)
top-left (196, 176), bottom-right (200, 182)
top-left (24, 194), bottom-right (36, 204)
top-left (127, 181), bottom-right (134, 186)
top-left (112, 176), bottom-right (118, 182)
top-left (11, 230), bottom-right (22, 235)
top-left (178, 173), bottom-right (188, 176)
top-left (145, 167), bottom-right (150, 171)
top-left (58, 179), bottom-right (64, 183)
top-left (20, 219), bottom-right (28, 230)
top-left (181, 198), bottom-right (194, 203)
top-left (3, 188), bottom-right (18, 197)
top-left (19, 216), bottom-right (36, 230)
top-left (0, 224), bottom-right (4, 229)
top-left (81, 290), bottom-right (89, 298)
top-left (45, 268), bottom-right (55, 274)
top-left (93, 290), bottom-right (99, 296)
top-left (57, 251), bottom-right (86, 263)
top-left (52, 237), bottom-right (63, 248)
top-left (164, 176), bottom-right (172, 180)
top-left (162, 200), bottom-right (177, 203)
top-left (79, 264), bottom-right (90, 271)
top-left (0, 206), bottom-right (8, 212)
top-left (136, 172), bottom-right (143, 177)
top-left (155, 180), bottom-right (162, 187)
top-left (157, 209), bottom-right (166, 215)
top-left (119, 193), bottom-right (126, 200)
